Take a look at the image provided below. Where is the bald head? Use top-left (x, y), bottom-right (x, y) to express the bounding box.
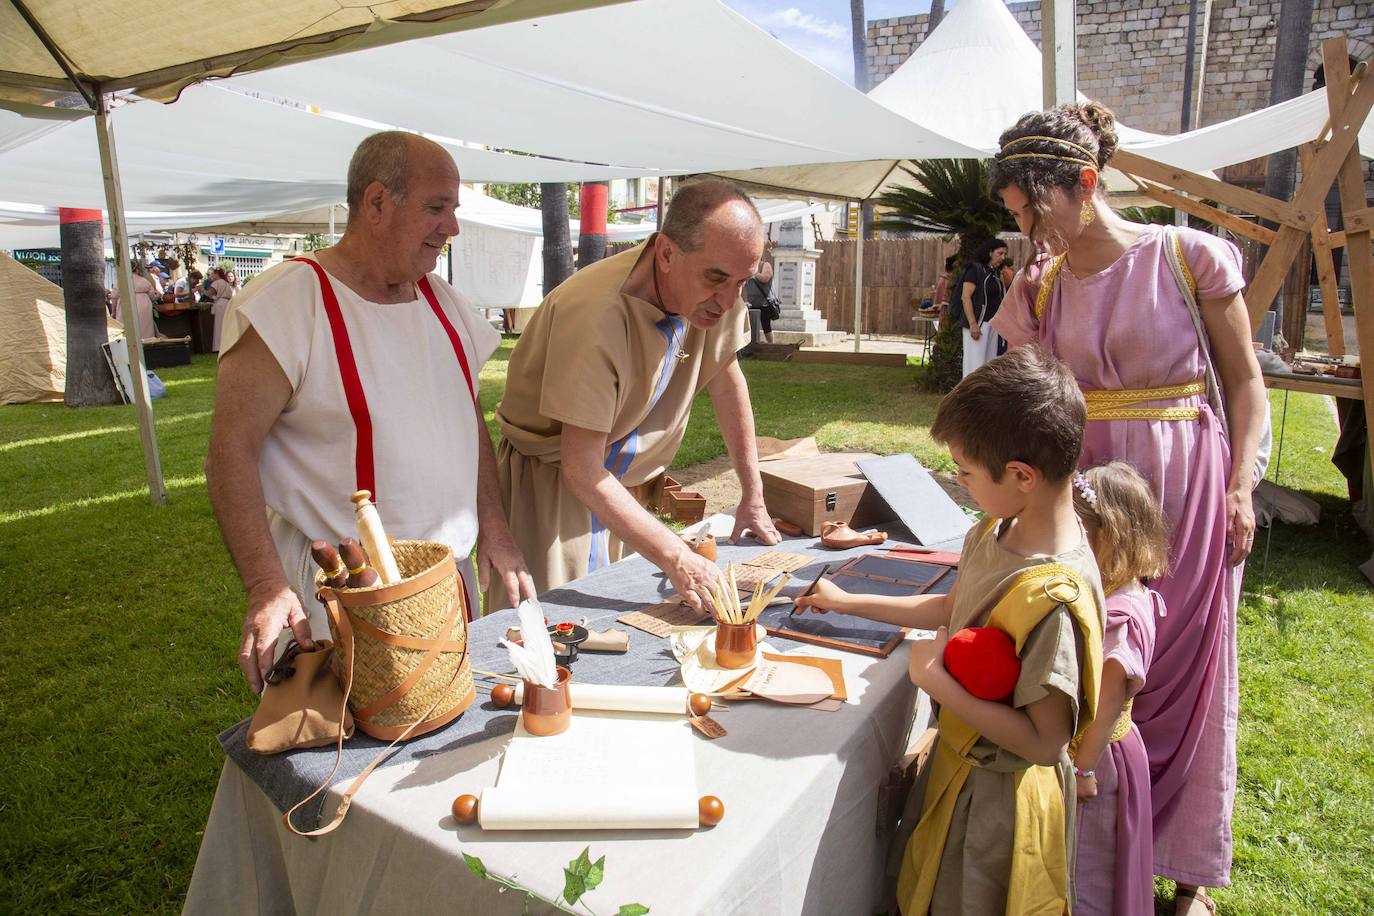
top-left (661, 179), bottom-right (764, 253)
top-left (346, 131), bottom-right (456, 214)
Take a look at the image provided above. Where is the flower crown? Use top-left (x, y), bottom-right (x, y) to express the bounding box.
top-left (1073, 472), bottom-right (1099, 510)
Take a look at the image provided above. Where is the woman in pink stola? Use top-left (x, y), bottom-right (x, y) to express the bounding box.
top-left (988, 102), bottom-right (1267, 916)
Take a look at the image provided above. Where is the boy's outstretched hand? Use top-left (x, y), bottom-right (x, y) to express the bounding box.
top-left (792, 578), bottom-right (855, 615)
top-left (908, 626), bottom-right (950, 691)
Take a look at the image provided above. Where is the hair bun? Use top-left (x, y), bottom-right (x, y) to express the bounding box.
top-left (1069, 102), bottom-right (1118, 166)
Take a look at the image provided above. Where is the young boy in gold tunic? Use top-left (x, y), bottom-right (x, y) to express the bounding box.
top-left (795, 346), bottom-right (1105, 914)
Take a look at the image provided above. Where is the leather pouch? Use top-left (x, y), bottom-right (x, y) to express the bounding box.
top-left (247, 640), bottom-right (354, 754)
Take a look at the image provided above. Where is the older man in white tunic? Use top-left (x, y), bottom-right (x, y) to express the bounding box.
top-left (207, 131), bottom-right (534, 693)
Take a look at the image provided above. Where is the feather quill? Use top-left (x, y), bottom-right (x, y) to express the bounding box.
top-left (499, 599), bottom-right (558, 688)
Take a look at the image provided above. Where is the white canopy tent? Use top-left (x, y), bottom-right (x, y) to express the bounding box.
top-left (1, 0), bottom-right (984, 500)
top-left (720, 0), bottom-right (1373, 200)
top-left (0, 83), bottom-right (653, 235)
top-left (446, 193), bottom-right (827, 310)
top-left (220, 0), bottom-right (983, 172)
top-left (2, 0), bottom-right (632, 505)
top-left (0, 0), bottom-right (627, 105)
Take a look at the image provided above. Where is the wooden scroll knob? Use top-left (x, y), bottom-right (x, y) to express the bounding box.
top-left (698, 795), bottom-right (725, 828)
top-left (491, 684), bottom-right (516, 708)
top-left (688, 693), bottom-right (713, 717)
top-left (351, 490), bottom-right (372, 507)
top-left (451, 794), bottom-right (480, 825)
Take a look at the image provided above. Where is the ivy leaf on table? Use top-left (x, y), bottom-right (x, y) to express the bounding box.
top-left (584, 855), bottom-right (606, 892)
top-left (562, 868), bottom-right (588, 906)
top-left (462, 853), bottom-right (487, 880)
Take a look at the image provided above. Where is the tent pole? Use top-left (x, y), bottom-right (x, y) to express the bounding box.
top-left (96, 91), bottom-right (166, 505)
top-left (329, 204), bottom-right (337, 243)
top-left (1042, 0), bottom-right (1077, 107)
top-left (655, 177), bottom-right (667, 228)
top-left (853, 226), bottom-right (864, 352)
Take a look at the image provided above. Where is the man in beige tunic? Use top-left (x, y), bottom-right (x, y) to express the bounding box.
top-left (495, 180), bottom-right (779, 613)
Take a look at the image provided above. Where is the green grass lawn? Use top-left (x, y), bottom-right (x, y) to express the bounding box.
top-left (0, 342), bottom-right (1370, 914)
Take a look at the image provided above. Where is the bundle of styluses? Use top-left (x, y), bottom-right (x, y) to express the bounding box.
top-left (708, 563), bottom-right (791, 625)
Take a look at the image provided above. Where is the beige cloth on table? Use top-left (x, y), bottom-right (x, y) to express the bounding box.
top-left (493, 237), bottom-right (749, 610)
top-left (888, 518), bottom-right (1105, 913)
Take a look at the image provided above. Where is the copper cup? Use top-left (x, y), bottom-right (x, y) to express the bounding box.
top-left (521, 666), bottom-right (572, 736)
top-left (714, 621), bottom-right (758, 669)
top-left (684, 532), bottom-right (717, 562)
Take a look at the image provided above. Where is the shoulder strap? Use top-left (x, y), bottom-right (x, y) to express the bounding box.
top-left (289, 257), bottom-right (376, 498)
top-left (1162, 227), bottom-right (1226, 421)
top-left (418, 276), bottom-right (477, 404)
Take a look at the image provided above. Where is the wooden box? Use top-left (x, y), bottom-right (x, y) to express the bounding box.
top-left (666, 489), bottom-right (706, 524)
top-left (760, 452), bottom-right (895, 536)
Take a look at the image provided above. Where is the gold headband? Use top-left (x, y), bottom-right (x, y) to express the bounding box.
top-left (1001, 134), bottom-right (1100, 161)
top-left (996, 152), bottom-right (1099, 170)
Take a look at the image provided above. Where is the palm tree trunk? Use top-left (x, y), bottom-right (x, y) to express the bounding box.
top-left (1261, 0), bottom-right (1314, 207)
top-left (1260, 0), bottom-right (1315, 331)
top-left (850, 0), bottom-right (869, 92)
top-left (927, 0), bottom-right (946, 33)
top-left (540, 182), bottom-right (575, 295)
top-left (577, 181), bottom-right (609, 269)
top-left (851, 1), bottom-right (877, 240)
top-left (60, 208), bottom-right (122, 407)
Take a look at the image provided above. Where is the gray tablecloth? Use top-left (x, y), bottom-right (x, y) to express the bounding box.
top-left (220, 526), bottom-right (924, 828)
top-left (189, 520), bottom-right (947, 916)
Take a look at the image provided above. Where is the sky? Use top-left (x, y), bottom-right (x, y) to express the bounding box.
top-left (722, 1), bottom-right (933, 84)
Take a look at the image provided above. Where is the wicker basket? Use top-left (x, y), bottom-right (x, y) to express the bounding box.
top-left (316, 540), bottom-right (474, 741)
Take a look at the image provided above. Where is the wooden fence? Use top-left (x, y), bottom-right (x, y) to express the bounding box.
top-left (814, 236), bottom-right (1037, 336)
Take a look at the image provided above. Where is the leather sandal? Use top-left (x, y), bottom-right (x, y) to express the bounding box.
top-left (1175, 886), bottom-right (1216, 915)
top-left (820, 521), bottom-right (888, 549)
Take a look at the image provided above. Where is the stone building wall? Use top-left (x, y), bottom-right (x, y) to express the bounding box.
top-left (867, 0), bottom-right (1373, 135)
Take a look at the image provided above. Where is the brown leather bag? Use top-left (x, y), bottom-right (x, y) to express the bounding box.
top-left (246, 640), bottom-right (354, 754)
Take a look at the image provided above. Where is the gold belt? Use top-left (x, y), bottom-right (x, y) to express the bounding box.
top-left (1108, 698), bottom-right (1134, 743)
top-left (1082, 379), bottom-right (1205, 421)
top-left (1069, 699), bottom-right (1134, 756)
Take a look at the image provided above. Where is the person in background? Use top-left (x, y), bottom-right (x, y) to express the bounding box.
top-left (932, 254), bottom-right (957, 321)
top-left (957, 238), bottom-right (1009, 377)
top-left (174, 269), bottom-right (203, 306)
top-left (208, 267), bottom-right (236, 353)
top-left (741, 259), bottom-right (777, 344)
top-left (111, 260), bottom-right (163, 341)
top-left (1001, 256), bottom-right (1016, 290)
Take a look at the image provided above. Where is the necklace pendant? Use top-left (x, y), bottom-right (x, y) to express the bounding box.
top-left (674, 349), bottom-right (691, 363)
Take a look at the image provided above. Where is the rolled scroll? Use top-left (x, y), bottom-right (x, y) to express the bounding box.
top-left (351, 490), bottom-right (401, 585)
top-left (455, 789), bottom-right (711, 830)
top-left (492, 682), bottom-right (711, 717)
top-left (452, 710), bottom-right (716, 831)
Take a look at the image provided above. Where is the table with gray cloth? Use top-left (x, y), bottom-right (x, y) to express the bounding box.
top-left (184, 520), bottom-right (941, 916)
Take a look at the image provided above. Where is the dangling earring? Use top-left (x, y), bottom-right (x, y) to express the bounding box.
top-left (1079, 198), bottom-right (1096, 227)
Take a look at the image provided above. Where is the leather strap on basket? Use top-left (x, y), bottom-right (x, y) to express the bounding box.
top-left (282, 569), bottom-right (470, 837)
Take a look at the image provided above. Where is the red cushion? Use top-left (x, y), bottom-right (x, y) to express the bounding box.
top-left (942, 627), bottom-right (1021, 702)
